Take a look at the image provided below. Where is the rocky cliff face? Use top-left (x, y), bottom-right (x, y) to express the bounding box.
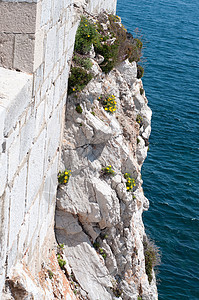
top-left (55, 46), bottom-right (158, 299)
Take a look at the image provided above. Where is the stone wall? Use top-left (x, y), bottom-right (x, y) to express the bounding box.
top-left (0, 0), bottom-right (116, 297)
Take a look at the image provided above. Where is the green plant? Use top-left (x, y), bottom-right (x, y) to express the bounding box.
top-left (59, 243), bottom-right (65, 249)
top-left (101, 165), bottom-right (115, 176)
top-left (137, 65), bottom-right (144, 79)
top-left (102, 234), bottom-right (108, 240)
top-left (75, 104), bottom-right (83, 114)
top-left (58, 169), bottom-right (71, 184)
top-left (74, 16), bottom-right (100, 54)
top-left (140, 88), bottom-right (144, 95)
top-left (47, 269), bottom-right (54, 279)
top-left (137, 138), bottom-right (140, 144)
top-left (132, 195), bottom-right (136, 200)
top-left (136, 114), bottom-right (143, 126)
top-left (111, 279), bottom-right (123, 298)
top-left (68, 67), bottom-right (93, 94)
top-left (73, 55), bottom-right (93, 70)
top-left (98, 95), bottom-right (117, 113)
top-left (93, 241), bottom-right (100, 250)
top-left (124, 173), bottom-right (136, 191)
top-left (57, 254), bottom-right (66, 269)
top-left (138, 296), bottom-right (142, 300)
top-left (91, 111), bottom-right (96, 116)
top-left (99, 248), bottom-right (107, 259)
top-left (143, 238), bottom-right (160, 284)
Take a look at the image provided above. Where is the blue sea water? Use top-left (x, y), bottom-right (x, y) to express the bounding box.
top-left (117, 0), bottom-right (199, 299)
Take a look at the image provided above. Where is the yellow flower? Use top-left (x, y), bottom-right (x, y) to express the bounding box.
top-left (109, 165), bottom-right (111, 167)
top-left (127, 187), bottom-right (130, 190)
top-left (64, 180), bottom-right (67, 183)
top-left (85, 24), bottom-right (88, 26)
top-left (88, 35), bottom-right (90, 37)
top-left (105, 107), bottom-right (108, 110)
top-left (73, 88), bottom-right (75, 91)
top-left (65, 171), bottom-right (68, 174)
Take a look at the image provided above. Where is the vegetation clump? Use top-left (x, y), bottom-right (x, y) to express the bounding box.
top-left (93, 241), bottom-right (107, 259)
top-left (73, 54), bottom-right (93, 70)
top-left (140, 88), bottom-right (144, 95)
top-left (58, 169), bottom-right (71, 184)
top-left (68, 14), bottom-right (144, 94)
top-left (136, 114), bottom-right (143, 126)
top-left (57, 243), bottom-right (66, 269)
top-left (101, 165), bottom-right (115, 176)
top-left (111, 279), bottom-right (123, 298)
top-left (143, 237), bottom-right (161, 284)
top-left (74, 16), bottom-right (100, 54)
top-left (68, 67), bottom-right (93, 94)
top-left (137, 65), bottom-right (144, 79)
top-left (98, 94), bottom-right (117, 113)
top-left (124, 173), bottom-right (136, 191)
top-left (94, 14), bottom-right (143, 73)
top-left (99, 248), bottom-right (107, 259)
top-left (47, 269), bottom-right (54, 279)
top-left (75, 104), bottom-right (83, 114)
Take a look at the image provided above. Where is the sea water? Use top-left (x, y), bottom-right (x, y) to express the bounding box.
top-left (117, 0), bottom-right (199, 299)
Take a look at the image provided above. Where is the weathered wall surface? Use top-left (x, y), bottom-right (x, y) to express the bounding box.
top-left (0, 0), bottom-right (117, 298)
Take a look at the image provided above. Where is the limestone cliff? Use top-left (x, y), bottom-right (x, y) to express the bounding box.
top-left (55, 16), bottom-right (158, 299)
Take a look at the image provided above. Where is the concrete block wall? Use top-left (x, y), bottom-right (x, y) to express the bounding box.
top-left (0, 0), bottom-right (117, 296)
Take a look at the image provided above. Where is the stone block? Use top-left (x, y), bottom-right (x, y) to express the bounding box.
top-left (53, 75), bottom-right (61, 109)
top-left (0, 33), bottom-right (15, 69)
top-left (20, 108), bottom-right (36, 162)
top-left (59, 60), bottom-right (69, 98)
top-left (34, 29), bottom-right (44, 71)
top-left (56, 25), bottom-right (65, 62)
top-left (0, 2), bottom-right (37, 34)
top-left (27, 195), bottom-right (40, 246)
top-left (26, 129), bottom-right (46, 210)
top-left (41, 154), bottom-right (58, 216)
top-left (45, 107), bottom-right (61, 164)
top-left (52, 0), bottom-right (62, 25)
top-left (4, 123), bottom-right (20, 155)
top-left (17, 213), bottom-right (29, 258)
top-left (8, 135), bottom-right (20, 182)
top-left (35, 99), bottom-right (45, 138)
top-left (7, 238), bottom-right (18, 277)
top-left (0, 153), bottom-right (7, 197)
top-left (0, 67), bottom-right (33, 135)
top-left (0, 188), bottom-right (9, 273)
top-left (44, 25), bottom-right (56, 78)
top-left (40, 0), bottom-right (52, 27)
top-left (34, 63), bottom-right (44, 97)
top-left (44, 84), bottom-right (54, 120)
top-left (13, 34), bottom-right (35, 73)
top-left (0, 106), bottom-right (5, 149)
top-left (8, 163), bottom-right (27, 250)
